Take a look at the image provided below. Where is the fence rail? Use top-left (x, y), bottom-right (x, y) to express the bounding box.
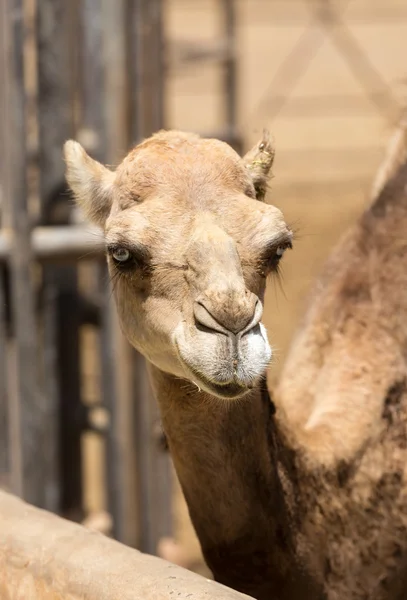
top-left (0, 490), bottom-right (250, 600)
top-left (0, 227), bottom-right (104, 262)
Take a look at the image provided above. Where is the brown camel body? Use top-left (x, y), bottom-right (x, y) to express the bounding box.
top-left (64, 124), bottom-right (407, 600)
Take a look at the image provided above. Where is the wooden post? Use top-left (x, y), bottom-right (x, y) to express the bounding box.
top-left (36, 0), bottom-right (82, 518)
top-left (0, 0), bottom-right (9, 490)
top-left (79, 0), bottom-right (107, 160)
top-left (99, 0), bottom-right (141, 547)
top-left (126, 0), bottom-right (172, 554)
top-left (2, 0), bottom-right (48, 507)
top-left (127, 0), bottom-right (164, 142)
top-left (0, 266), bottom-right (8, 489)
top-left (221, 0), bottom-right (241, 153)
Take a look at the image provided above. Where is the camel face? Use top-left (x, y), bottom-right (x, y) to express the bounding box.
top-left (64, 131), bottom-right (292, 399)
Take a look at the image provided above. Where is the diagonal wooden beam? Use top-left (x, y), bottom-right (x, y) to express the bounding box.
top-left (0, 490), bottom-right (253, 600)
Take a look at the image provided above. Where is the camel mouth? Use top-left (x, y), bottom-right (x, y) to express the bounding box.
top-left (179, 359), bottom-right (252, 400)
top-left (194, 376), bottom-right (251, 400)
top-left (173, 332), bottom-right (266, 400)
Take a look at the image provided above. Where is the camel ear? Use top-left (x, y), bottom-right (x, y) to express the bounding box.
top-left (63, 140), bottom-right (115, 227)
top-left (242, 130), bottom-right (275, 201)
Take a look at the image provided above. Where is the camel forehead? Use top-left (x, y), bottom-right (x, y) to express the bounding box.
top-left (106, 198), bottom-right (289, 258)
top-left (115, 131), bottom-right (251, 201)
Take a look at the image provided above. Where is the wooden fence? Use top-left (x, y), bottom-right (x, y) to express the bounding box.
top-left (0, 490), bottom-right (251, 599)
top-left (0, 0), bottom-right (239, 559)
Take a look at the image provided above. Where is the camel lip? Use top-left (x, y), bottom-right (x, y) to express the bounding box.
top-left (199, 378), bottom-right (251, 400)
top-left (173, 337), bottom-right (253, 399)
top-left (180, 360), bottom-right (251, 400)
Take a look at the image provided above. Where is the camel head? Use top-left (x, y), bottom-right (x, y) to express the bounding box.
top-left (64, 131), bottom-right (292, 399)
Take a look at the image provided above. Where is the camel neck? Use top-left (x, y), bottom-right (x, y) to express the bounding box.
top-left (149, 366), bottom-right (323, 600)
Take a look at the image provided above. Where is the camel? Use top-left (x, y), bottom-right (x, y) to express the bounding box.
top-left (64, 124), bottom-right (407, 600)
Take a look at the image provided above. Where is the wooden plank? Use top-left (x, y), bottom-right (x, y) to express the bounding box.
top-left (2, 0), bottom-right (47, 506)
top-left (37, 0), bottom-right (83, 518)
top-left (102, 0), bottom-right (128, 158)
top-left (99, 271), bottom-right (140, 546)
top-left (221, 0), bottom-right (240, 151)
top-left (127, 0), bottom-right (164, 141)
top-left (0, 0), bottom-right (6, 227)
top-left (39, 283), bottom-right (60, 509)
top-left (0, 490), bottom-right (252, 600)
top-left (126, 0), bottom-right (173, 554)
top-left (132, 351), bottom-right (173, 554)
top-left (36, 0), bottom-right (76, 214)
top-left (100, 0), bottom-right (140, 547)
top-left (0, 0), bottom-right (9, 490)
top-left (79, 0), bottom-right (107, 160)
top-left (0, 267), bottom-right (8, 488)
top-left (0, 225), bottom-right (104, 262)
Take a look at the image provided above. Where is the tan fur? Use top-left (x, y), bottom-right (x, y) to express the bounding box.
top-left (65, 124), bottom-right (407, 600)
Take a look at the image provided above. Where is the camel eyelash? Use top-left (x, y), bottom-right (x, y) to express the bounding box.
top-left (106, 243), bottom-right (150, 272)
top-left (264, 240), bottom-right (292, 264)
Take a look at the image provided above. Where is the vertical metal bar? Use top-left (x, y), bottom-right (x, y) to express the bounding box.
top-left (36, 0), bottom-right (82, 517)
top-left (2, 0), bottom-right (46, 506)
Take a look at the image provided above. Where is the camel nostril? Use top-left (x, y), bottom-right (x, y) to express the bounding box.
top-left (193, 296), bottom-right (261, 336)
top-left (193, 301), bottom-right (229, 335)
top-left (243, 300), bottom-right (263, 335)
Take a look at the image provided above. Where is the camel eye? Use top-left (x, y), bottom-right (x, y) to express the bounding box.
top-left (107, 243), bottom-right (150, 274)
top-left (112, 247), bottom-right (131, 263)
top-left (261, 241), bottom-right (292, 276)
